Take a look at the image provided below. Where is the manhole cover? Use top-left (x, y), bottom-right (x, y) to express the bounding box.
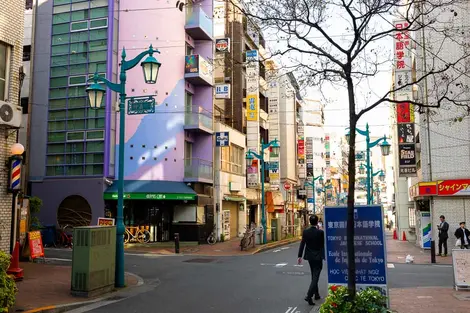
top-left (277, 271), bottom-right (307, 276)
top-left (183, 258), bottom-right (216, 263)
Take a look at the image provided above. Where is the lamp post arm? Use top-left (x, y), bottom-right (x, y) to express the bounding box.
top-left (372, 170), bottom-right (382, 177)
top-left (247, 150), bottom-right (263, 160)
top-left (261, 139), bottom-right (279, 150)
top-left (87, 75), bottom-right (122, 93)
top-left (121, 46), bottom-right (161, 72)
top-left (355, 128), bottom-right (368, 137)
top-left (368, 136), bottom-right (387, 149)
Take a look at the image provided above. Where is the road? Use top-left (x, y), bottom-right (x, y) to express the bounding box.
top-left (44, 243), bottom-right (454, 313)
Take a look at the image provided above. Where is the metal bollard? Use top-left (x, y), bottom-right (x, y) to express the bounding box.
top-left (174, 233), bottom-right (180, 254)
top-left (430, 240), bottom-right (436, 263)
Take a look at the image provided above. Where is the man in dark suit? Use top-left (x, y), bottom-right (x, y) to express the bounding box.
top-left (437, 215), bottom-right (449, 256)
top-left (455, 222), bottom-right (470, 249)
top-left (297, 215), bottom-right (325, 306)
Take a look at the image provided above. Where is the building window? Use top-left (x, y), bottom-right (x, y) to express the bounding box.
top-left (69, 75), bottom-right (87, 86)
top-left (0, 42), bottom-right (10, 101)
top-left (21, 97), bottom-right (29, 114)
top-left (26, 0), bottom-right (33, 10)
top-left (23, 45), bottom-right (31, 61)
top-left (221, 144), bottom-right (243, 175)
top-left (408, 207), bottom-right (416, 228)
top-left (71, 21), bottom-right (89, 32)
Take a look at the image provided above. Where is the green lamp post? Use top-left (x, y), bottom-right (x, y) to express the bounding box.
top-left (86, 45), bottom-right (161, 287)
top-left (304, 175), bottom-right (324, 214)
top-left (316, 183), bottom-right (332, 208)
top-left (345, 123), bottom-right (391, 205)
top-left (245, 138), bottom-right (280, 244)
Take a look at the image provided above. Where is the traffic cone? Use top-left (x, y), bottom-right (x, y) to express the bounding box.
top-left (402, 231), bottom-right (407, 241)
top-left (393, 229), bottom-right (398, 240)
top-left (7, 241), bottom-right (24, 281)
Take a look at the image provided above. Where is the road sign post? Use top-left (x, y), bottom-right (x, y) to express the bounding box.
top-left (324, 205), bottom-right (389, 304)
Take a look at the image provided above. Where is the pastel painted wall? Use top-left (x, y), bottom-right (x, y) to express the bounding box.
top-left (117, 0), bottom-right (188, 181)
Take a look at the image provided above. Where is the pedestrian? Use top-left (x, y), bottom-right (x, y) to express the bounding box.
top-left (437, 215), bottom-right (449, 257)
top-left (297, 214), bottom-right (325, 306)
top-left (317, 218), bottom-right (323, 230)
top-left (454, 222), bottom-right (470, 249)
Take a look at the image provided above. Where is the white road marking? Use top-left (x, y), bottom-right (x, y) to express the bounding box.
top-left (273, 249), bottom-right (282, 253)
top-left (281, 247), bottom-right (290, 250)
top-left (417, 296), bottom-right (433, 299)
top-left (260, 263), bottom-right (276, 266)
top-left (275, 263), bottom-right (288, 267)
top-left (432, 264), bottom-right (452, 268)
top-left (387, 263), bottom-right (395, 268)
top-left (293, 264), bottom-right (304, 267)
top-left (285, 307), bottom-right (299, 313)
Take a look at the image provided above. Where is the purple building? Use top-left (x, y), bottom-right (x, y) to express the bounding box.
top-left (28, 0), bottom-right (214, 242)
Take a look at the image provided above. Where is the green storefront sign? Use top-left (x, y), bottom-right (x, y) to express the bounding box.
top-left (103, 193), bottom-right (196, 200)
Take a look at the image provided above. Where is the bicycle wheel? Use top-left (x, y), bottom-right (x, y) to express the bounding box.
top-left (142, 230), bottom-right (151, 243)
top-left (124, 231), bottom-right (131, 244)
top-left (207, 233), bottom-right (216, 245)
top-left (240, 238), bottom-right (246, 251)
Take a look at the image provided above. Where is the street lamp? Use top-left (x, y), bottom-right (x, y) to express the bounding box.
top-left (304, 175), bottom-right (324, 214)
top-left (10, 143), bottom-right (24, 156)
top-left (347, 123), bottom-right (391, 204)
top-left (86, 45), bottom-right (161, 288)
top-left (358, 164), bottom-right (365, 175)
top-left (378, 170), bottom-right (386, 182)
top-left (245, 138), bottom-right (280, 244)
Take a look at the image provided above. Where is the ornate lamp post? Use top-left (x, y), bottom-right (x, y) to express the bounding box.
top-left (86, 45), bottom-right (161, 287)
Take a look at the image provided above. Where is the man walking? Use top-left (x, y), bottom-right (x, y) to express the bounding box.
top-left (455, 222), bottom-right (470, 249)
top-left (297, 215), bottom-right (324, 306)
top-left (437, 215), bottom-right (449, 256)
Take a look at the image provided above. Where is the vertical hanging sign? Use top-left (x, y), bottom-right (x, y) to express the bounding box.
top-left (246, 50), bottom-right (260, 187)
top-left (394, 20), bottom-right (417, 177)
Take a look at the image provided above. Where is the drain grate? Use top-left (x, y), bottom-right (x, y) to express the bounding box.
top-left (183, 258), bottom-right (216, 263)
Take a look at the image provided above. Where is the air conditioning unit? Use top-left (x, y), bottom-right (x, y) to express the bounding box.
top-left (0, 101), bottom-right (22, 128)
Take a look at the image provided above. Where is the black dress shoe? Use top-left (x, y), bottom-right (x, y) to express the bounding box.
top-left (314, 295), bottom-right (321, 300)
top-left (304, 297), bottom-right (315, 305)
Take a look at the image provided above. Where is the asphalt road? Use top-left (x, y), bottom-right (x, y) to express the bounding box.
top-left (44, 243), bottom-right (454, 313)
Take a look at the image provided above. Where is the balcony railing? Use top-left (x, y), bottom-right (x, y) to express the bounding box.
top-left (184, 106), bottom-right (213, 134)
top-left (185, 6), bottom-right (213, 40)
top-left (184, 158), bottom-right (213, 183)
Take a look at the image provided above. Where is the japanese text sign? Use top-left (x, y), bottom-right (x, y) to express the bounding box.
top-left (98, 217), bottom-right (115, 226)
top-left (398, 144), bottom-right (416, 166)
top-left (437, 179), bottom-right (470, 196)
top-left (393, 20), bottom-right (412, 72)
top-left (396, 103), bottom-right (415, 123)
top-left (28, 231), bottom-right (45, 259)
top-left (398, 123), bottom-right (415, 144)
top-left (325, 205), bottom-right (388, 297)
top-left (246, 95), bottom-right (259, 121)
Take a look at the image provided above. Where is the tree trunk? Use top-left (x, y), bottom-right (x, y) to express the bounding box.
top-left (346, 74), bottom-right (357, 301)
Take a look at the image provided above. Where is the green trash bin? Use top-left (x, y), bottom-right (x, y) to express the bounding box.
top-left (71, 226), bottom-right (116, 297)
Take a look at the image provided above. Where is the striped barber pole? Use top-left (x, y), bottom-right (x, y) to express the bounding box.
top-left (9, 158), bottom-right (21, 192)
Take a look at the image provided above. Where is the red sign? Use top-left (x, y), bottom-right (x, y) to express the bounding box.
top-left (28, 231), bottom-right (44, 259)
top-left (419, 182), bottom-right (438, 196)
top-left (397, 103), bottom-right (411, 123)
top-left (98, 217), bottom-right (115, 226)
top-left (284, 182), bottom-right (291, 190)
top-left (297, 140), bottom-right (305, 157)
top-left (437, 179), bottom-right (470, 196)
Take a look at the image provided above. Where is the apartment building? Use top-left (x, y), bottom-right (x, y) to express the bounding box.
top-left (28, 0), bottom-right (214, 242)
top-left (0, 0), bottom-right (25, 252)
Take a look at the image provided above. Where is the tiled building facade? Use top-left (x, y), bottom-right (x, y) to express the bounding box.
top-left (0, 0), bottom-right (25, 251)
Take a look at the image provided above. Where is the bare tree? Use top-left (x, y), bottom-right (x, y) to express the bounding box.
top-left (234, 0), bottom-right (470, 300)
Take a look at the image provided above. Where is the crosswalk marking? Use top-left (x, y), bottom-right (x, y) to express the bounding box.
top-left (273, 249), bottom-right (282, 253)
top-left (275, 263), bottom-right (288, 267)
top-left (285, 307), bottom-right (299, 313)
top-left (387, 263), bottom-right (395, 268)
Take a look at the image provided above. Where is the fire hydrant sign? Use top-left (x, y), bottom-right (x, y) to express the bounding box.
top-left (28, 231), bottom-right (44, 259)
top-left (324, 205), bottom-right (388, 297)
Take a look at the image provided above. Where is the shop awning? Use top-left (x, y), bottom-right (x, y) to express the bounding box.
top-left (103, 180), bottom-right (197, 200)
top-left (224, 196), bottom-right (246, 202)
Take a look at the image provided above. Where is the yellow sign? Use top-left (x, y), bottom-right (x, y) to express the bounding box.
top-left (409, 104), bottom-right (415, 122)
top-left (246, 95), bottom-right (259, 121)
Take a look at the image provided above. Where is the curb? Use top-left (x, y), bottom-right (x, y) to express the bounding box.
top-left (21, 272), bottom-right (145, 313)
top-left (252, 237), bottom-right (301, 254)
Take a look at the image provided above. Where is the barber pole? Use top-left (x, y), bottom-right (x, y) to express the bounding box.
top-left (9, 157), bottom-right (21, 192)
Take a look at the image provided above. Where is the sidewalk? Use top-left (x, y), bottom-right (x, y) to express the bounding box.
top-left (390, 287), bottom-right (470, 313)
top-left (13, 262), bottom-right (139, 312)
top-left (386, 234), bottom-right (452, 265)
top-left (124, 237), bottom-right (301, 256)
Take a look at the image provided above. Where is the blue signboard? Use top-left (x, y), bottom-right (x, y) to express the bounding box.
top-left (215, 132), bottom-right (229, 147)
top-left (307, 198), bottom-right (314, 203)
top-left (324, 205), bottom-right (388, 297)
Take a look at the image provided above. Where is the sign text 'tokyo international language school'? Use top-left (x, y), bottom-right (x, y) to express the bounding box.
top-left (324, 205), bottom-right (388, 298)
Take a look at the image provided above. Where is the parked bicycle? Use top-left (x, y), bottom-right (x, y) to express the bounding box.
top-left (56, 225), bottom-right (73, 248)
top-left (207, 224), bottom-right (217, 245)
top-left (124, 226), bottom-right (150, 244)
top-left (240, 224), bottom-right (256, 251)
